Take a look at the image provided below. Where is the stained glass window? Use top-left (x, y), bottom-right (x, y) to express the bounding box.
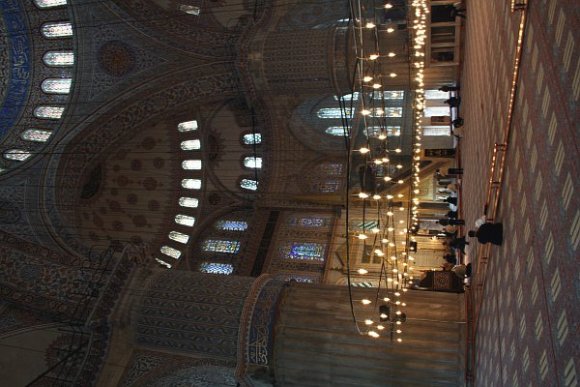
top-left (41, 22), bottom-right (73, 38)
top-left (41, 78), bottom-right (72, 94)
top-left (215, 220), bottom-right (248, 231)
top-left (383, 107), bottom-right (403, 117)
top-left (423, 126), bottom-right (451, 136)
top-left (182, 160), bottom-right (202, 170)
top-left (240, 179), bottom-right (258, 191)
top-left (178, 120), bottom-right (198, 132)
top-left (43, 51), bottom-right (74, 67)
top-left (155, 258), bottom-right (172, 268)
top-left (181, 139), bottom-right (201, 150)
top-left (317, 108), bottom-right (353, 119)
top-left (160, 245), bottom-right (181, 259)
top-left (22, 129), bottom-right (52, 142)
top-left (242, 133), bottom-right (261, 145)
top-left (370, 91), bottom-right (404, 100)
top-left (424, 107), bottom-right (450, 117)
top-left (319, 163), bottom-right (343, 176)
top-left (425, 90), bottom-right (449, 100)
top-left (199, 262), bottom-right (234, 275)
top-left (4, 149), bottom-right (32, 161)
top-left (169, 231), bottom-right (189, 244)
top-left (243, 156), bottom-right (262, 169)
top-left (288, 243), bottom-right (325, 261)
top-left (203, 239), bottom-right (240, 254)
top-left (311, 180), bottom-right (340, 193)
top-left (179, 197), bottom-right (199, 208)
top-left (34, 106), bottom-right (64, 119)
top-left (325, 127), bottom-right (348, 136)
top-left (290, 216), bottom-right (329, 228)
top-left (334, 92), bottom-right (359, 101)
top-left (34, 0), bottom-right (67, 8)
top-left (181, 179), bottom-right (202, 189)
top-left (175, 214), bottom-right (195, 227)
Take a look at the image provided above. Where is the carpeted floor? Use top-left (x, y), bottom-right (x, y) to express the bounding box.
top-left (459, 0), bottom-right (579, 385)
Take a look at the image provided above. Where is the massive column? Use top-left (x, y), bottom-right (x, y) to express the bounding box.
top-left (273, 284), bottom-right (465, 386)
top-left (101, 269), bottom-right (464, 386)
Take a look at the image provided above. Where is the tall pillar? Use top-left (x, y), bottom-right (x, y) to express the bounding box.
top-left (273, 284), bottom-right (465, 386)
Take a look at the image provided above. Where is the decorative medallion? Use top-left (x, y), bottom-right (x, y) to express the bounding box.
top-left (98, 40), bottom-right (136, 77)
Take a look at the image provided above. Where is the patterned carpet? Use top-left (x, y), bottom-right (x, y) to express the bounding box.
top-left (459, 0), bottom-right (579, 386)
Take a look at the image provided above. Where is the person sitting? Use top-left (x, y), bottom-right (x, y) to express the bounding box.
top-left (444, 196), bottom-right (458, 205)
top-left (452, 117), bottom-right (464, 128)
top-left (447, 210), bottom-right (458, 219)
top-left (468, 222), bottom-right (503, 245)
top-left (444, 97), bottom-right (461, 107)
top-left (438, 85), bottom-right (460, 92)
top-left (438, 218), bottom-right (465, 226)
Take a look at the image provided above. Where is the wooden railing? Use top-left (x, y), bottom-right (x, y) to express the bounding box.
top-left (465, 3), bottom-right (529, 385)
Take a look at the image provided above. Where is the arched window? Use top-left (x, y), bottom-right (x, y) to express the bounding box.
top-left (199, 262), bottom-right (234, 275)
top-left (160, 245), bottom-right (181, 259)
top-left (242, 133), bottom-right (261, 145)
top-left (155, 258), bottom-right (172, 268)
top-left (243, 156), bottom-right (262, 169)
top-left (181, 139), bottom-right (201, 150)
top-left (182, 160), bottom-right (202, 170)
top-left (34, 106), bottom-right (64, 119)
top-left (289, 216), bottom-right (329, 228)
top-left (4, 149), bottom-right (32, 161)
top-left (334, 92), bottom-right (359, 101)
top-left (325, 127), bottom-right (348, 136)
top-left (43, 51), bottom-right (74, 67)
top-left (34, 0), bottom-right (67, 8)
top-left (424, 106), bottom-right (450, 117)
top-left (181, 179), bottom-right (202, 189)
top-left (175, 214), bottom-right (196, 227)
top-left (288, 243), bottom-right (325, 261)
top-left (22, 129), bottom-right (52, 142)
top-left (240, 179), bottom-right (258, 191)
top-left (370, 91), bottom-right (404, 100)
top-left (317, 108), bottom-right (353, 119)
top-left (169, 231), bottom-right (189, 244)
top-left (203, 239), bottom-right (240, 254)
top-left (384, 107), bottom-right (403, 117)
top-left (215, 220), bottom-right (248, 231)
top-left (179, 197), bottom-right (199, 208)
top-left (178, 120), bottom-right (198, 132)
top-left (41, 22), bottom-right (73, 38)
top-left (363, 126), bottom-right (401, 138)
top-left (41, 78), bottom-right (72, 94)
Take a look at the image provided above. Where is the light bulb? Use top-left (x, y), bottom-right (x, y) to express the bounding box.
top-left (369, 54), bottom-right (379, 60)
top-left (386, 194), bottom-right (394, 199)
top-left (397, 338), bottom-right (402, 342)
top-left (365, 319), bottom-right (374, 325)
top-left (384, 176), bottom-right (392, 182)
top-left (371, 227), bottom-right (380, 234)
top-left (361, 299), bottom-right (372, 305)
top-left (366, 22), bottom-right (376, 28)
top-left (363, 75), bottom-right (373, 82)
top-left (388, 52), bottom-right (396, 57)
top-left (360, 109), bottom-right (371, 116)
top-left (377, 325), bottom-right (385, 330)
top-left (385, 3), bottom-right (393, 9)
top-left (358, 192), bottom-right (369, 198)
top-left (389, 72), bottom-right (397, 77)
top-left (386, 27), bottom-right (395, 33)
top-left (357, 268), bottom-right (368, 275)
top-left (383, 297), bottom-right (390, 302)
top-left (372, 83), bottom-right (381, 89)
top-left (359, 147), bottom-right (370, 154)
top-left (373, 194), bottom-right (381, 200)
top-left (368, 331), bottom-right (380, 338)
top-left (396, 329), bottom-right (402, 333)
top-left (394, 148), bottom-right (402, 153)
top-left (358, 234), bottom-right (368, 240)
